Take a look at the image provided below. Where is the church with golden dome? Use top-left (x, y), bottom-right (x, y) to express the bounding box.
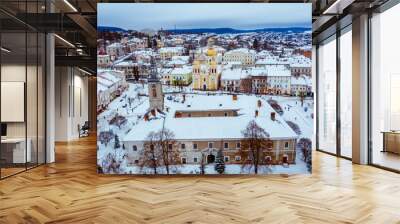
top-left (192, 38), bottom-right (222, 91)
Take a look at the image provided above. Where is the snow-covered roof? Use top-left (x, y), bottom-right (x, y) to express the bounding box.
top-left (225, 48), bottom-right (256, 55)
top-left (255, 58), bottom-right (286, 65)
top-left (170, 66), bottom-right (192, 75)
top-left (287, 55), bottom-right (311, 68)
top-left (98, 71), bottom-right (123, 86)
top-left (112, 52), bottom-right (134, 65)
top-left (246, 65), bottom-right (291, 77)
top-left (172, 94), bottom-right (241, 112)
top-left (158, 68), bottom-right (173, 76)
top-left (255, 55), bottom-right (311, 68)
top-left (166, 56), bottom-right (190, 66)
top-left (263, 65), bottom-right (291, 77)
top-left (98, 54), bottom-right (110, 58)
top-left (97, 76), bottom-right (114, 88)
top-left (123, 94), bottom-right (298, 142)
top-left (134, 49), bottom-right (157, 56)
top-left (114, 61), bottom-right (138, 67)
top-left (257, 50), bottom-right (273, 57)
top-left (171, 56), bottom-right (189, 62)
top-left (221, 68), bottom-right (249, 80)
top-left (196, 46), bottom-right (226, 53)
top-left (107, 43), bottom-right (122, 48)
top-left (159, 47), bottom-right (184, 53)
top-left (291, 75), bottom-right (312, 86)
top-left (97, 83), bottom-right (108, 92)
top-left (128, 37), bottom-right (145, 43)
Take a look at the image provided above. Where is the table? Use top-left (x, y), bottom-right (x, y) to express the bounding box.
top-left (381, 131), bottom-right (400, 154)
top-left (1, 138), bottom-right (31, 164)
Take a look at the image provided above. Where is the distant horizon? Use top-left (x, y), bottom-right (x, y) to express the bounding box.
top-left (98, 3), bottom-right (311, 31)
top-left (98, 25), bottom-right (312, 32)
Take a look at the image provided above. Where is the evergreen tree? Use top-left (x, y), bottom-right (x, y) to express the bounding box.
top-left (253, 38), bottom-right (259, 52)
top-left (214, 150), bottom-right (225, 174)
top-left (147, 35), bottom-right (151, 48)
top-left (152, 38), bottom-right (158, 50)
top-left (306, 148), bottom-right (312, 172)
top-left (114, 135), bottom-right (121, 149)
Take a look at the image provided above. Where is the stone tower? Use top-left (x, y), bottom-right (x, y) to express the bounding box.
top-left (148, 57), bottom-right (164, 111)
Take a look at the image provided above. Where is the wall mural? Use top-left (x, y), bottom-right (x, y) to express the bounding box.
top-left (97, 3), bottom-right (313, 175)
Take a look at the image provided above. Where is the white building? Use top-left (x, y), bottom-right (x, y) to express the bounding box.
top-left (106, 43), bottom-right (124, 60)
top-left (122, 94), bottom-right (298, 167)
top-left (133, 49), bottom-right (158, 64)
top-left (97, 70), bottom-right (127, 112)
top-left (165, 56), bottom-right (190, 68)
top-left (255, 55), bottom-right (311, 77)
top-left (97, 54), bottom-right (111, 67)
top-left (160, 68), bottom-right (173, 85)
top-left (290, 75), bottom-right (312, 96)
top-left (223, 48), bottom-right (256, 65)
top-left (263, 65), bottom-right (292, 95)
top-left (287, 55), bottom-right (312, 76)
top-left (159, 47), bottom-right (184, 60)
top-left (221, 68), bottom-right (248, 92)
top-left (169, 65), bottom-right (193, 86)
top-left (114, 61), bottom-right (139, 78)
top-left (128, 37), bottom-right (147, 52)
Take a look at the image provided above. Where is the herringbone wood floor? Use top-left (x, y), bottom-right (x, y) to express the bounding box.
top-left (0, 136), bottom-right (399, 224)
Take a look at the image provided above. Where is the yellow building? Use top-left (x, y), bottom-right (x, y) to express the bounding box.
top-left (192, 42), bottom-right (221, 91)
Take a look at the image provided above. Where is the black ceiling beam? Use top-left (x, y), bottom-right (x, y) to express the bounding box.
top-left (14, 13), bottom-right (83, 32)
top-left (100, 0), bottom-right (309, 2)
top-left (55, 55), bottom-right (96, 72)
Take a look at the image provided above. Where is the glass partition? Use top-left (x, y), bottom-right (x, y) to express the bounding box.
top-left (339, 27), bottom-right (352, 158)
top-left (317, 35), bottom-right (337, 154)
top-left (370, 3), bottom-right (400, 171)
top-left (38, 32), bottom-right (46, 165)
top-left (27, 31), bottom-right (38, 169)
top-left (0, 1), bottom-right (46, 179)
top-left (1, 31), bottom-right (28, 177)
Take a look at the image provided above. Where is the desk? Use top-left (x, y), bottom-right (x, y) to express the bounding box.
top-left (1, 138), bottom-right (31, 163)
top-left (382, 131), bottom-right (400, 154)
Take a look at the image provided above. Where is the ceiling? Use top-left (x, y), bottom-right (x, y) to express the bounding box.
top-left (0, 0), bottom-right (97, 73)
top-left (0, 0), bottom-right (395, 71)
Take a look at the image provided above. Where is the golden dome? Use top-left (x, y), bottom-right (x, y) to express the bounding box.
top-left (206, 47), bottom-right (217, 57)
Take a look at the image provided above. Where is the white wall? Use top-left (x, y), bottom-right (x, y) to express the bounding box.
top-left (54, 67), bottom-right (89, 141)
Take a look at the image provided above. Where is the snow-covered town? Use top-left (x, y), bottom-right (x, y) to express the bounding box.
top-left (97, 24), bottom-right (313, 174)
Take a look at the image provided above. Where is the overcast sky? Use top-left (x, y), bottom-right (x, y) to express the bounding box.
top-left (98, 3), bottom-right (311, 31)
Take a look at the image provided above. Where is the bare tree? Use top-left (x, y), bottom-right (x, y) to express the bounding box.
top-left (298, 138), bottom-right (312, 172)
top-left (240, 120), bottom-right (271, 174)
top-left (139, 129), bottom-right (180, 174)
top-left (199, 152), bottom-right (206, 175)
top-left (157, 128), bottom-right (181, 174)
top-left (101, 152), bottom-right (121, 174)
top-left (140, 131), bottom-right (162, 174)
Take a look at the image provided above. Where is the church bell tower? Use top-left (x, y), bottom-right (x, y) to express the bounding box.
top-left (148, 57), bottom-right (164, 111)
